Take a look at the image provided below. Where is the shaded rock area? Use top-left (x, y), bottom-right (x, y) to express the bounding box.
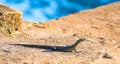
top-left (0, 2), bottom-right (120, 64)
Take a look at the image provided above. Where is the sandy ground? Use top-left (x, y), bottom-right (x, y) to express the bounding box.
top-left (0, 2), bottom-right (120, 64)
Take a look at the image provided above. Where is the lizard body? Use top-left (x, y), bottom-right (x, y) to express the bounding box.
top-left (10, 38), bottom-right (86, 52)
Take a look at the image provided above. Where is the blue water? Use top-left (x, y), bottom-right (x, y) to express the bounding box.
top-left (0, 0), bottom-right (120, 22)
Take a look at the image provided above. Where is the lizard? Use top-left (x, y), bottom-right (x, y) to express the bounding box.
top-left (9, 38), bottom-right (86, 52)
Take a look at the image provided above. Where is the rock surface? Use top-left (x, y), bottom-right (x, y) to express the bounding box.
top-left (0, 4), bottom-right (22, 35)
top-left (0, 2), bottom-right (120, 64)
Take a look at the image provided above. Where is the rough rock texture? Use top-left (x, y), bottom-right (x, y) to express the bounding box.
top-left (0, 4), bottom-right (22, 35)
top-left (0, 2), bottom-right (120, 64)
